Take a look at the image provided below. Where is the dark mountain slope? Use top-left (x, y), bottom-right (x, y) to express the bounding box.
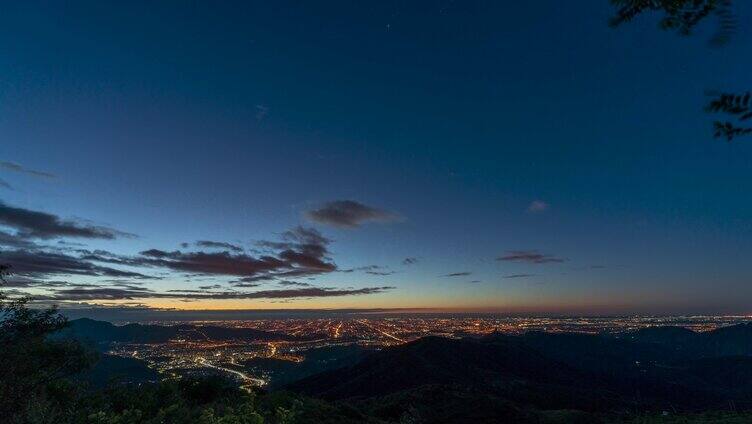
top-left (288, 336), bottom-right (604, 402)
top-left (242, 344), bottom-right (372, 389)
top-left (627, 323), bottom-right (752, 358)
top-left (628, 326), bottom-right (698, 345)
top-left (289, 332), bottom-right (752, 413)
top-left (702, 323), bottom-right (752, 357)
top-left (513, 331), bottom-right (682, 374)
top-left (56, 318), bottom-right (293, 347)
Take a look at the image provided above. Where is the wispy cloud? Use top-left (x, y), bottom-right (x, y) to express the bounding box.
top-left (36, 286), bottom-right (395, 302)
top-left (194, 240), bottom-right (243, 252)
top-left (502, 273), bottom-right (536, 279)
top-left (1, 249), bottom-right (156, 280)
top-left (255, 104), bottom-right (269, 121)
top-left (0, 201), bottom-right (132, 240)
top-left (497, 250), bottom-right (565, 264)
top-left (277, 280), bottom-right (313, 287)
top-left (305, 200), bottom-right (399, 228)
top-left (341, 265), bottom-right (381, 273)
top-left (402, 257), bottom-right (418, 265)
top-left (0, 161), bottom-right (55, 178)
top-left (441, 271), bottom-right (472, 277)
top-left (0, 200), bottom-right (396, 305)
top-left (340, 265), bottom-right (394, 275)
top-left (527, 200), bottom-right (549, 213)
top-left (81, 226), bottom-right (337, 283)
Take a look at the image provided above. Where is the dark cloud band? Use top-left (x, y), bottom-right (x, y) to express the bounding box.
top-left (36, 285), bottom-right (395, 301)
top-left (0, 201), bottom-right (130, 239)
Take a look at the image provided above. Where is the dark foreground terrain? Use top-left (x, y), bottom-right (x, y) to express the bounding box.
top-left (6, 307), bottom-right (752, 423)
top-left (286, 326), bottom-right (752, 423)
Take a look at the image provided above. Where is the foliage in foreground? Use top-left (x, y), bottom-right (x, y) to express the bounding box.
top-left (58, 377), bottom-right (381, 424)
top-left (609, 411), bottom-right (752, 424)
top-left (609, 1), bottom-right (752, 141)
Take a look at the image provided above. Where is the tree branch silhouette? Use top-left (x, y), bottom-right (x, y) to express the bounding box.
top-left (610, 0), bottom-right (749, 140)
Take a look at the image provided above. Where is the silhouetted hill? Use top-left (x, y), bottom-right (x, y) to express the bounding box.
top-left (514, 331), bottom-right (681, 375)
top-left (289, 331), bottom-right (752, 415)
top-left (702, 323), bottom-right (752, 356)
top-left (57, 318), bottom-right (294, 347)
top-left (242, 344), bottom-right (372, 389)
top-left (629, 326), bottom-right (698, 345)
top-left (627, 323), bottom-right (752, 358)
top-left (286, 336), bottom-right (626, 412)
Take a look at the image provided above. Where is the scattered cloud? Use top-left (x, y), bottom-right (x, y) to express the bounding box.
top-left (0, 201), bottom-right (132, 239)
top-left (0, 216), bottom-right (397, 305)
top-left (503, 273), bottom-right (536, 279)
top-left (497, 250), bottom-right (565, 264)
top-left (97, 226), bottom-right (339, 282)
top-left (255, 104), bottom-right (269, 121)
top-left (0, 230), bottom-right (38, 249)
top-left (233, 284), bottom-right (261, 288)
top-left (195, 240), bottom-right (243, 252)
top-left (0, 161), bottom-right (55, 178)
top-left (341, 265), bottom-right (379, 273)
top-left (305, 200), bottom-right (399, 228)
top-left (136, 248), bottom-right (332, 280)
top-left (37, 286), bottom-right (395, 302)
top-left (1, 278), bottom-right (97, 289)
top-left (57, 240), bottom-right (86, 247)
top-left (1, 249), bottom-right (155, 279)
top-left (277, 280), bottom-right (313, 287)
top-left (402, 257), bottom-right (418, 266)
top-left (0, 177), bottom-right (11, 190)
top-left (366, 270), bottom-right (395, 276)
top-left (340, 265), bottom-right (394, 275)
top-left (527, 200), bottom-right (549, 213)
top-left (441, 271), bottom-right (472, 277)
top-left (107, 283), bottom-right (146, 289)
top-left (230, 280), bottom-right (261, 288)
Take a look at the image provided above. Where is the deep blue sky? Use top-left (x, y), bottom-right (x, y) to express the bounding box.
top-left (2, 1), bottom-right (752, 314)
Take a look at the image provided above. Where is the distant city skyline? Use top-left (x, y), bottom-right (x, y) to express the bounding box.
top-left (3, 1), bottom-right (752, 315)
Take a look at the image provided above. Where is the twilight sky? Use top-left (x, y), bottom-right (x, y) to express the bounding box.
top-left (2, 1), bottom-right (752, 315)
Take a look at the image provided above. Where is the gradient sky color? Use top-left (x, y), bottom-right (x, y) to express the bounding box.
top-left (2, 1), bottom-right (752, 315)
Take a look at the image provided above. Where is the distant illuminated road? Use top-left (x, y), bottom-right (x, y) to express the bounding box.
top-left (196, 357), bottom-right (266, 387)
top-left (357, 319), bottom-right (406, 343)
top-left (333, 321), bottom-right (343, 338)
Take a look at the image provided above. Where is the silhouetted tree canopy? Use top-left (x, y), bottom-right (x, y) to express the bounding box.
top-left (707, 92), bottom-right (752, 140)
top-left (610, 0), bottom-right (751, 141)
top-left (610, 0), bottom-right (736, 42)
top-left (0, 264), bottom-right (94, 422)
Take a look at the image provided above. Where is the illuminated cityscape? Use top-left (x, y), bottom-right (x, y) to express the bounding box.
top-left (106, 315), bottom-right (751, 389)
